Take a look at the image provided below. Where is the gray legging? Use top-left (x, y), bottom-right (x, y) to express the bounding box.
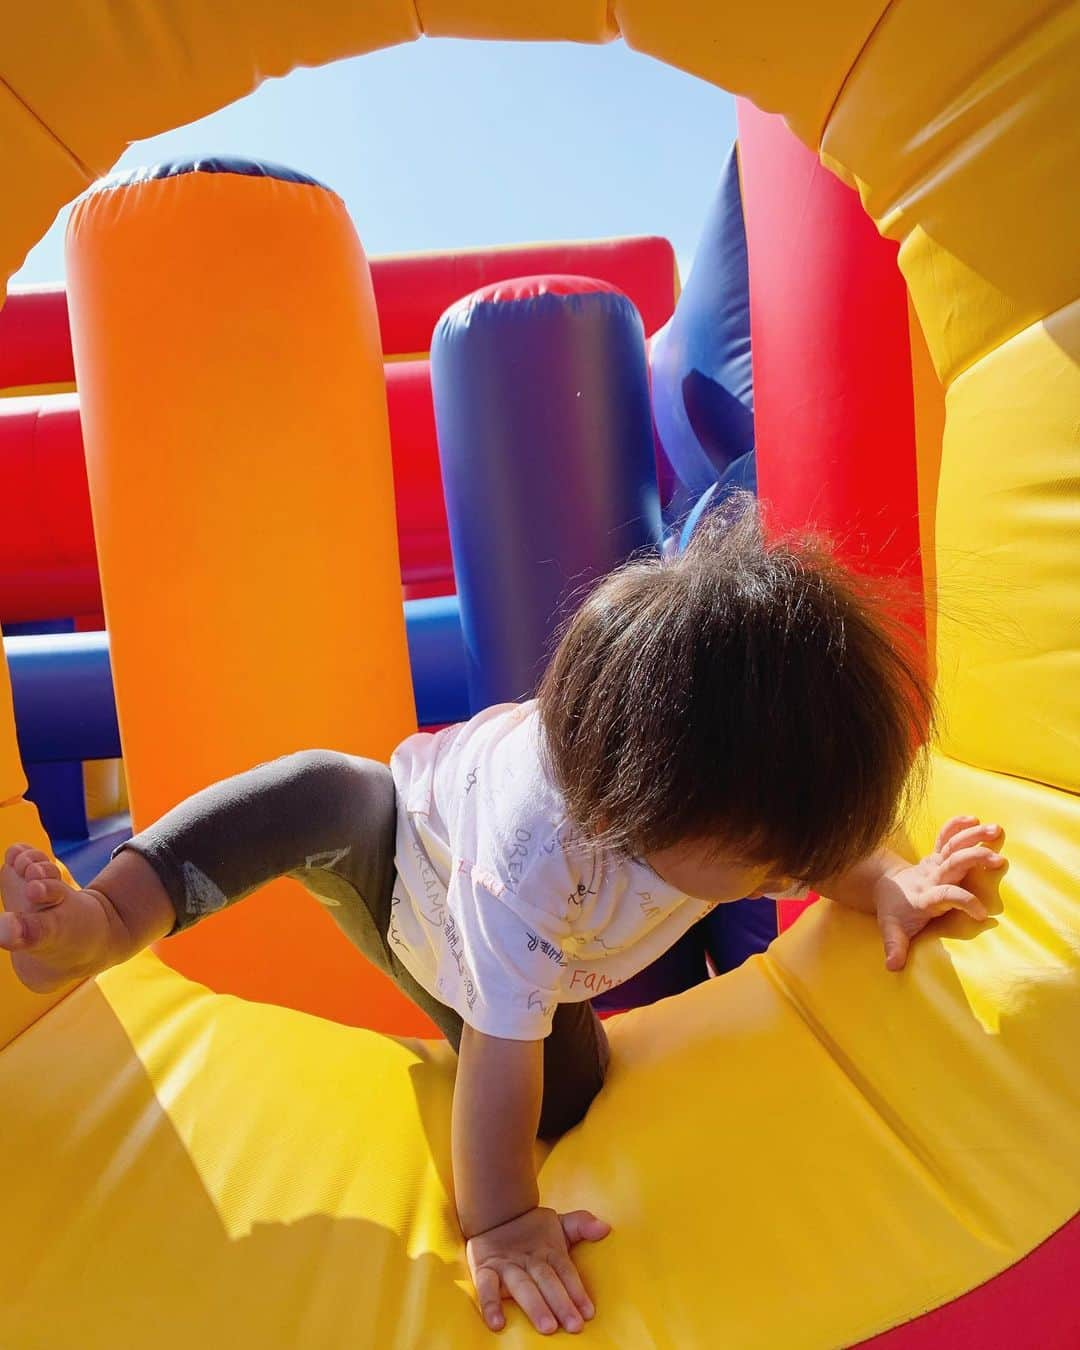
top-left (114, 750), bottom-right (609, 1139)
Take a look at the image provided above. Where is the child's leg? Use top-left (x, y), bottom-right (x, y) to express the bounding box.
top-left (105, 749), bottom-right (398, 937)
top-left (0, 749), bottom-right (450, 1042)
top-left (105, 748), bottom-right (463, 1042)
top-left (538, 1002), bottom-right (611, 1140)
top-left (1, 748), bottom-right (609, 1133)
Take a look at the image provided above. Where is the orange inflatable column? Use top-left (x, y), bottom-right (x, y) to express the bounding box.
top-left (66, 160), bottom-right (432, 1033)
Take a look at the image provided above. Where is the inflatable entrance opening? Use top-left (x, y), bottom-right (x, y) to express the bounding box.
top-left (1, 5), bottom-right (1077, 1346)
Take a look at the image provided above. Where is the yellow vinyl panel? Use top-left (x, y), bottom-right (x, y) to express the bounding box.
top-left (614, 0), bottom-right (891, 148)
top-left (0, 955), bottom-right (469, 1349)
top-left (83, 758), bottom-right (129, 819)
top-left (932, 304), bottom-right (1080, 793)
top-left (0, 0), bottom-right (420, 175)
top-left (0, 79), bottom-right (93, 287)
top-left (902, 751), bottom-right (1080, 1043)
top-left (0, 0), bottom-right (423, 290)
top-left (819, 0), bottom-right (1080, 384)
top-left (415, 0), bottom-right (616, 41)
top-left (0, 380), bottom-right (77, 398)
top-left (4, 804), bottom-right (1079, 1350)
top-left (907, 297), bottom-right (945, 689)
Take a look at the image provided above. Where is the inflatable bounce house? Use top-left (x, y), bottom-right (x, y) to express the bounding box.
top-left (1, 4), bottom-right (1077, 1346)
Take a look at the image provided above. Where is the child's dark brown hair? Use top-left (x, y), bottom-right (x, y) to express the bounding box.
top-left (537, 494), bottom-right (935, 885)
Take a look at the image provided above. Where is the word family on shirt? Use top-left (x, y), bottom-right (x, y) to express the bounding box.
top-left (389, 700), bottom-right (799, 1040)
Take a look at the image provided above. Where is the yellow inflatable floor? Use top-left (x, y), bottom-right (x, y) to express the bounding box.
top-left (4, 753), bottom-right (1078, 1348)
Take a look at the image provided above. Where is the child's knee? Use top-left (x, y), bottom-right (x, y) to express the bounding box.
top-left (537, 1022), bottom-right (610, 1141)
top-left (280, 751), bottom-right (393, 831)
top-left (282, 748), bottom-right (362, 787)
top-left (537, 1071), bottom-right (605, 1141)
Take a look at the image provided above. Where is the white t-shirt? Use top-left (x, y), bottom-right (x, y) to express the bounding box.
top-left (389, 699), bottom-right (731, 1040)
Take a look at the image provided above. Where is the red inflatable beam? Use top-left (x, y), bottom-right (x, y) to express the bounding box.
top-left (737, 102), bottom-right (922, 592)
top-left (0, 396), bottom-right (100, 620)
top-left (737, 102), bottom-right (925, 938)
top-left (372, 236), bottom-right (677, 354)
top-left (384, 359), bottom-right (452, 599)
top-left (0, 285), bottom-right (74, 390)
top-left (0, 376), bottom-right (448, 618)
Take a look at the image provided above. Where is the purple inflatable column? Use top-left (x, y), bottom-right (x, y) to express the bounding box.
top-left (430, 275), bottom-right (661, 710)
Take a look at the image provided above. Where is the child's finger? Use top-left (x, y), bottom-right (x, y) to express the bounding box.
top-left (939, 823), bottom-right (1001, 860)
top-left (934, 815), bottom-right (979, 853)
top-left (925, 884), bottom-right (988, 921)
top-left (938, 845), bottom-right (1005, 884)
top-left (878, 913), bottom-right (911, 970)
top-left (501, 1265), bottom-right (559, 1336)
top-left (531, 1261), bottom-right (585, 1333)
top-left (551, 1252), bottom-right (596, 1322)
top-left (473, 1267), bottom-right (505, 1332)
top-left (559, 1210), bottom-right (612, 1247)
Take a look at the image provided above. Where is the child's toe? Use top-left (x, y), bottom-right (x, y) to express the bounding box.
top-left (0, 909), bottom-right (48, 950)
top-left (0, 911), bottom-right (21, 950)
top-left (29, 876), bottom-right (69, 909)
top-left (4, 842), bottom-right (33, 869)
top-left (13, 847), bottom-right (51, 878)
top-left (11, 849), bottom-right (34, 877)
top-left (25, 859), bottom-right (59, 882)
top-left (26, 909), bottom-right (57, 950)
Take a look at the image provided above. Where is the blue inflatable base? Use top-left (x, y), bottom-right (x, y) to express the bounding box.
top-left (54, 815), bottom-right (133, 887)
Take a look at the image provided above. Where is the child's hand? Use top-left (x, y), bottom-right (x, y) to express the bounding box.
top-left (466, 1204), bottom-right (610, 1335)
top-left (873, 816), bottom-right (1006, 971)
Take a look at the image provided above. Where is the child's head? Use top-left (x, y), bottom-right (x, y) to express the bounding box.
top-left (537, 494), bottom-right (934, 900)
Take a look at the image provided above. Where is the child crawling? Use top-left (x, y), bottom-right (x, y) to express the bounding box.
top-left (0, 501), bottom-right (1005, 1337)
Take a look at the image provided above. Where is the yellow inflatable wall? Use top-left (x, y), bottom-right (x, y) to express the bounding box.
top-left (1, 2), bottom-right (1077, 1345)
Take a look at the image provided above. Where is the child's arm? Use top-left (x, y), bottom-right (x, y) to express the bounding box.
top-left (454, 1025), bottom-right (609, 1335)
top-left (454, 1026), bottom-right (542, 1236)
top-left (818, 815), bottom-right (1006, 970)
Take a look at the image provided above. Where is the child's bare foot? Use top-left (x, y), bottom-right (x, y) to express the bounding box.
top-left (0, 843), bottom-right (120, 993)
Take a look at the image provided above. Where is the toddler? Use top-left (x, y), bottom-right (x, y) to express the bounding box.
top-left (0, 501), bottom-right (1005, 1336)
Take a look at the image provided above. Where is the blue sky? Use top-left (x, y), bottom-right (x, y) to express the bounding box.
top-left (13, 38), bottom-right (736, 287)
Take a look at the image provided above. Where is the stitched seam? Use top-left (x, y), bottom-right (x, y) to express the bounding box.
top-left (817, 0), bottom-right (897, 150)
top-left (0, 73), bottom-right (94, 181)
top-left (760, 950), bottom-right (1012, 1252)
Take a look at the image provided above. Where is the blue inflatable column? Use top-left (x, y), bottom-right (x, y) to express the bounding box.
top-left (431, 276), bottom-right (662, 710)
top-left (650, 144), bottom-right (756, 501)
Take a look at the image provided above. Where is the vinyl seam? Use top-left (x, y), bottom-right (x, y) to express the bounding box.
top-left (0, 73), bottom-right (94, 182)
top-left (816, 0), bottom-right (897, 151)
top-left (759, 948), bottom-right (1012, 1253)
